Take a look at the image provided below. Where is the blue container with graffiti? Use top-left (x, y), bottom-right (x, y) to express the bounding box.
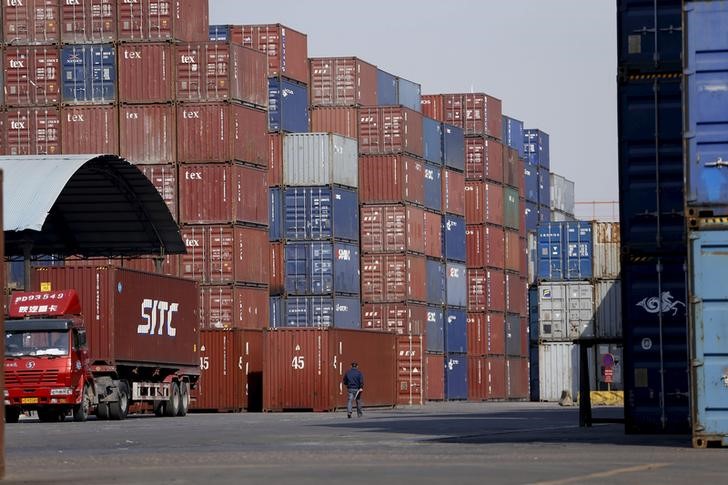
top-left (423, 117), bottom-right (443, 164)
top-left (443, 214), bottom-right (466, 262)
top-left (268, 77), bottom-right (309, 133)
top-left (442, 124), bottom-right (465, 171)
top-left (426, 258), bottom-right (446, 305)
top-left (445, 307), bottom-right (467, 353)
top-left (283, 187), bottom-right (359, 242)
top-left (376, 69), bottom-right (397, 105)
top-left (62, 44), bottom-right (116, 103)
top-left (284, 241), bottom-right (360, 295)
top-left (445, 353), bottom-right (468, 400)
top-left (424, 162), bottom-right (442, 212)
top-left (426, 306), bottom-right (445, 352)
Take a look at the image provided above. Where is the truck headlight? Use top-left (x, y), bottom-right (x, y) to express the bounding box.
top-left (3, 390), bottom-right (8, 397)
top-left (50, 388), bottom-right (74, 396)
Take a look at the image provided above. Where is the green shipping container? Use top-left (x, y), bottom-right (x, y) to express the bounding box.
top-left (503, 187), bottom-right (520, 230)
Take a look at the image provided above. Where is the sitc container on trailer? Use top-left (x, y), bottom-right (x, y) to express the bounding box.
top-left (283, 241), bottom-right (360, 296)
top-left (4, 46), bottom-right (60, 106)
top-left (426, 260), bottom-right (446, 306)
top-left (466, 136), bottom-right (503, 183)
top-left (537, 282), bottom-right (594, 340)
top-left (61, 44), bottom-right (116, 103)
top-left (445, 353), bottom-right (468, 400)
top-left (442, 123), bottom-right (465, 171)
top-left (283, 132), bottom-right (358, 188)
top-left (361, 253), bottom-right (427, 303)
top-left (361, 302), bottom-right (427, 335)
top-left (61, 0), bottom-right (116, 44)
top-left (268, 77), bottom-right (310, 133)
top-left (468, 355), bottom-right (506, 401)
top-left (117, 0), bottom-right (209, 43)
top-left (3, 0), bottom-right (60, 45)
top-left (538, 342), bottom-right (595, 402)
top-left (423, 117), bottom-right (443, 164)
top-left (358, 106), bottom-right (424, 157)
top-left (524, 129), bottom-right (550, 169)
top-left (120, 104), bottom-right (176, 165)
top-left (270, 295), bottom-right (361, 329)
top-left (240, 24), bottom-right (309, 84)
top-left (360, 204), bottom-right (426, 254)
top-left (282, 186), bottom-right (359, 242)
top-left (443, 215), bottom-right (466, 263)
top-left (426, 306), bottom-right (444, 353)
top-left (309, 57), bottom-right (377, 107)
top-left (359, 154), bottom-right (425, 206)
top-left (445, 308), bottom-right (467, 353)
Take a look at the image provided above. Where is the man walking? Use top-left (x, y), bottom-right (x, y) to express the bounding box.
top-left (343, 361), bottom-right (363, 418)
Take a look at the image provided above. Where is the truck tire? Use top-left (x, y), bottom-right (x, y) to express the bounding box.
top-left (153, 401), bottom-right (165, 417)
top-left (5, 407), bottom-right (20, 423)
top-left (109, 382), bottom-right (129, 420)
top-left (177, 382), bottom-right (189, 417)
top-left (73, 384), bottom-right (91, 422)
top-left (164, 382), bottom-right (181, 417)
top-left (96, 402), bottom-right (110, 420)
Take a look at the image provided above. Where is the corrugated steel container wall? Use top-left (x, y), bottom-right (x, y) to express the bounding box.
top-left (443, 214), bottom-right (466, 263)
top-left (528, 285), bottom-right (539, 342)
top-left (179, 226), bottom-right (206, 283)
top-left (31, 266), bottom-right (198, 366)
top-left (309, 57), bottom-right (377, 107)
top-left (263, 328), bottom-right (396, 411)
top-left (564, 221), bottom-right (593, 280)
top-left (5, 107), bottom-right (61, 155)
top-left (537, 222), bottom-right (564, 280)
top-left (465, 224), bottom-right (504, 269)
top-left (199, 285), bottom-right (268, 330)
top-left (506, 357), bottom-right (528, 400)
top-left (505, 314), bottom-right (522, 356)
top-left (467, 268), bottom-right (505, 313)
top-left (360, 204), bottom-right (425, 254)
top-left (420, 93), bottom-right (443, 121)
top-left (178, 163), bottom-right (267, 226)
top-left (376, 69), bottom-right (397, 105)
top-left (60, 104), bottom-right (119, 155)
top-left (397, 334), bottom-right (424, 405)
top-left (362, 302), bottom-right (427, 335)
top-left (190, 329), bottom-right (245, 411)
top-left (269, 242), bottom-right (284, 295)
top-left (442, 93), bottom-right (502, 139)
top-left (426, 259), bottom-right (446, 305)
top-left (549, 173), bottom-right (575, 214)
top-left (445, 353), bottom-right (467, 400)
top-left (524, 129), bottom-right (550, 170)
top-left (487, 270), bottom-right (506, 313)
top-left (423, 162), bottom-right (442, 211)
top-left (422, 117), bottom-right (443, 164)
top-left (594, 279), bottom-right (622, 338)
top-left (504, 229), bottom-right (520, 272)
top-left (361, 253), bottom-right (427, 303)
top-left (397, 76), bottom-right (421, 112)
top-left (593, 222), bottom-right (620, 279)
top-left (283, 186), bottom-right (359, 242)
top-left (283, 132), bottom-right (358, 188)
top-left (468, 355), bottom-right (506, 401)
top-left (176, 103), bottom-right (268, 167)
top-left (537, 282), bottom-right (594, 340)
top-left (4, 46), bottom-right (60, 107)
top-left (442, 168), bottom-right (465, 216)
top-left (442, 123), bottom-right (465, 171)
top-left (63, 255), bottom-right (180, 278)
top-left (503, 146), bottom-right (521, 190)
top-left (425, 353), bottom-right (445, 400)
top-left (117, 0), bottom-right (209, 43)
top-left (274, 295), bottom-right (361, 329)
top-left (61, 44), bottom-right (116, 103)
top-left (524, 164), bottom-right (538, 203)
top-left (423, 210), bottom-right (442, 259)
top-left (119, 104), bottom-right (176, 165)
top-left (446, 263), bottom-right (467, 308)
top-left (502, 115), bottom-right (524, 157)
top-left (359, 154), bottom-right (425, 206)
top-left (426, 306), bottom-right (444, 352)
top-left (137, 164), bottom-right (178, 221)
top-left (117, 43), bottom-right (173, 103)
top-left (268, 77), bottom-right (310, 133)
top-left (506, 275), bottom-right (524, 318)
top-left (3, 0), bottom-right (60, 44)
top-left (486, 182), bottom-right (505, 226)
top-left (358, 106), bottom-right (424, 157)
top-left (268, 187), bottom-right (282, 241)
top-left (503, 187), bottom-right (520, 231)
top-left (464, 182), bottom-right (485, 225)
top-left (617, 0), bottom-right (682, 73)
top-left (538, 168), bottom-right (550, 207)
top-left (529, 345), bottom-right (539, 401)
top-left (284, 241), bottom-right (360, 296)
top-left (538, 342), bottom-right (595, 402)
top-left (267, 133), bottom-right (283, 187)
top-left (61, 0), bottom-right (116, 44)
top-left (445, 307), bottom-right (467, 353)
top-left (309, 106), bottom-right (359, 139)
top-left (465, 136), bottom-right (503, 183)
top-left (240, 24), bottom-right (309, 84)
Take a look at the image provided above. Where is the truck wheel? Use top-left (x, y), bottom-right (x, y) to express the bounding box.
top-left (177, 382), bottom-right (190, 417)
top-left (96, 402), bottom-right (110, 420)
top-left (5, 407), bottom-right (20, 423)
top-left (164, 382), bottom-right (181, 417)
top-left (109, 382), bottom-right (129, 421)
top-left (153, 401), bottom-right (165, 417)
top-left (73, 385), bottom-right (91, 422)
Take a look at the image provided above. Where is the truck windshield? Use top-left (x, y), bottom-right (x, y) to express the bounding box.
top-left (5, 330), bottom-right (70, 357)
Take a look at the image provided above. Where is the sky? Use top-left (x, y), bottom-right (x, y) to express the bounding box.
top-left (209, 0), bottom-right (618, 210)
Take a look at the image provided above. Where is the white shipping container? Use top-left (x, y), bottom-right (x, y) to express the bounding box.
top-left (527, 231), bottom-right (537, 285)
top-left (550, 209), bottom-right (575, 222)
top-left (594, 279), bottom-right (622, 338)
top-left (549, 173), bottom-right (575, 214)
top-left (283, 132), bottom-right (358, 188)
top-left (538, 342), bottom-right (595, 401)
top-left (538, 282), bottom-right (594, 340)
top-left (592, 222), bottom-right (620, 279)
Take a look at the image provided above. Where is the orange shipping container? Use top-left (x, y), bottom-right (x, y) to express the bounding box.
top-left (361, 253), bottom-right (427, 303)
top-left (466, 224), bottom-right (505, 270)
top-left (64, 255), bottom-right (180, 278)
top-left (467, 312), bottom-right (505, 356)
top-left (117, 43), bottom-right (174, 103)
top-left (359, 154), bottom-right (425, 206)
top-left (504, 230), bottom-right (521, 272)
top-left (358, 106), bottom-right (423, 157)
top-left (507, 357), bottom-right (528, 400)
top-left (310, 106), bottom-right (359, 139)
top-left (117, 0), bottom-right (209, 43)
top-left (466, 136), bottom-right (503, 183)
top-left (5, 107), bottom-right (60, 155)
top-left (61, 0), bottom-right (116, 43)
top-left (442, 168), bottom-right (465, 216)
top-left (3, 0), bottom-right (60, 45)
top-left (423, 210), bottom-right (442, 259)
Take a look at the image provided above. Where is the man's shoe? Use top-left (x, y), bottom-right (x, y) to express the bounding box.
top-left (347, 414), bottom-right (352, 418)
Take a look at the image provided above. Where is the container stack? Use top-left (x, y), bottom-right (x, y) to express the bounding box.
top-left (549, 174), bottom-right (576, 222)
top-left (523, 129), bottom-right (551, 231)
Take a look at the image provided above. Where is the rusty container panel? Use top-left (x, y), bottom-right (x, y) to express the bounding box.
top-left (208, 225), bottom-right (269, 285)
top-left (425, 353), bottom-right (445, 401)
top-left (309, 57), bottom-right (377, 107)
top-left (179, 226), bottom-right (205, 283)
top-left (487, 269), bottom-right (506, 313)
top-left (465, 136), bottom-right (503, 183)
top-left (118, 43), bottom-right (174, 103)
top-left (420, 94), bottom-right (444, 121)
top-left (359, 154), bottom-right (425, 206)
top-left (423, 210), bottom-right (442, 259)
top-left (464, 181), bottom-right (484, 225)
top-left (178, 163), bottom-right (268, 226)
top-left (61, 0), bottom-right (116, 43)
top-left (240, 24), bottom-right (308, 84)
top-left (468, 268), bottom-right (505, 312)
top-left (3, 0), bottom-right (60, 45)
top-left (361, 302), bottom-right (427, 335)
top-left (507, 357), bottom-right (528, 400)
top-left (468, 355), bottom-right (506, 401)
top-left (31, 266), bottom-right (199, 367)
top-left (486, 182), bottom-right (504, 226)
top-left (5, 107), bottom-right (61, 155)
top-left (176, 102), bottom-right (267, 167)
top-left (136, 164), bottom-right (178, 221)
top-left (199, 285), bottom-right (268, 330)
top-left (120, 104), bottom-right (176, 164)
top-left (117, 0), bottom-right (209, 43)
top-left (358, 106), bottom-right (423, 157)
top-left (397, 334), bottom-right (424, 405)
top-left (360, 204), bottom-right (425, 254)
top-left (504, 230), bottom-right (521, 272)
top-left (442, 93), bottom-right (503, 139)
top-left (442, 168), bottom-right (465, 216)
top-left (267, 133), bottom-right (283, 187)
top-left (506, 273), bottom-right (524, 316)
top-left (466, 312), bottom-right (505, 356)
top-left (466, 224), bottom-right (505, 270)
top-left (310, 107), bottom-right (359, 139)
top-left (361, 253), bottom-right (427, 304)
top-left (190, 329), bottom-right (245, 411)
top-left (503, 145), bottom-right (520, 189)
top-left (4, 46), bottom-right (60, 107)
top-left (61, 104), bottom-right (119, 155)
top-left (269, 241), bottom-right (284, 295)
top-left (486, 225), bottom-right (506, 270)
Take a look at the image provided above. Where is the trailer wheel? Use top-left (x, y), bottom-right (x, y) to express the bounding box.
top-left (73, 385), bottom-right (91, 422)
top-left (177, 382), bottom-right (189, 417)
top-left (109, 382), bottom-right (129, 420)
top-left (164, 382), bottom-right (181, 417)
top-left (153, 401), bottom-right (165, 417)
top-left (96, 402), bottom-right (110, 420)
top-left (5, 407), bottom-right (20, 423)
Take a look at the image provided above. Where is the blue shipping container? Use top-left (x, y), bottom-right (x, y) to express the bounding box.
top-left (268, 77), bottom-right (309, 133)
top-left (445, 307), bottom-right (467, 353)
top-left (208, 24), bottom-right (230, 42)
top-left (538, 206), bottom-right (552, 225)
top-left (524, 129), bottom-right (550, 170)
top-left (528, 286), bottom-right (538, 342)
top-left (443, 215), bottom-right (466, 262)
top-left (62, 44), bottom-right (116, 103)
top-left (426, 306), bottom-right (445, 353)
top-left (524, 165), bottom-right (539, 203)
top-left (276, 296), bottom-right (361, 328)
top-left (284, 241), bottom-right (360, 295)
top-left (423, 117), bottom-right (443, 164)
top-left (397, 77), bottom-right (422, 112)
top-left (446, 262), bottom-right (467, 308)
top-left (537, 222), bottom-right (564, 280)
top-left (269, 188), bottom-right (282, 241)
top-left (502, 115), bottom-right (525, 157)
top-left (529, 345), bottom-right (539, 401)
top-left (685, 2), bottom-right (728, 208)
top-left (537, 221), bottom-right (593, 281)
top-left (525, 201), bottom-right (539, 232)
top-left (424, 163), bottom-right (442, 212)
top-left (376, 69), bottom-right (397, 106)
top-left (617, 0), bottom-right (683, 73)
top-left (270, 296), bottom-right (283, 327)
top-left (442, 124), bottom-right (465, 171)
top-left (538, 168), bottom-right (550, 208)
top-left (426, 259), bottom-right (446, 305)
top-left (283, 187), bottom-right (359, 241)
top-left (505, 314), bottom-right (521, 356)
top-left (445, 353), bottom-right (468, 400)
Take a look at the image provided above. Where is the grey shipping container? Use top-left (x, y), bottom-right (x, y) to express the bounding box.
top-left (283, 132), bottom-right (358, 188)
top-left (527, 231), bottom-right (537, 285)
top-left (550, 209), bottom-right (575, 222)
top-left (538, 342), bottom-right (595, 402)
top-left (538, 282), bottom-right (594, 340)
top-left (594, 279), bottom-right (621, 339)
top-left (593, 222), bottom-right (620, 279)
top-left (549, 173), bottom-right (575, 215)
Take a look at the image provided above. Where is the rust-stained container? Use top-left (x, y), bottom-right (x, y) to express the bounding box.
top-left (269, 241), bottom-right (284, 295)
top-left (468, 268), bottom-right (505, 313)
top-left (397, 334), bottom-right (423, 405)
top-left (464, 181), bottom-right (503, 226)
top-left (425, 353), bottom-right (445, 401)
top-left (309, 57), bottom-right (377, 107)
top-left (175, 42), bottom-right (267, 107)
top-left (504, 230), bottom-right (521, 272)
top-left (468, 355), bottom-right (506, 401)
top-left (359, 154), bottom-right (425, 206)
top-left (262, 328), bottom-right (397, 412)
top-left (117, 0), bottom-right (209, 43)
top-left (178, 162), bottom-right (268, 226)
top-left (503, 145), bottom-right (520, 190)
top-left (176, 102), bottom-right (267, 166)
top-left (117, 43), bottom-right (174, 103)
top-left (31, 266), bottom-right (198, 366)
top-left (467, 312), bottom-right (505, 356)
top-left (420, 94), bottom-right (444, 121)
top-left (267, 133), bottom-right (283, 187)
top-left (179, 225), bottom-right (269, 286)
top-left (240, 24), bottom-right (308, 85)
top-left (466, 136), bottom-right (503, 183)
top-left (5, 107), bottom-right (61, 155)
top-left (466, 224), bottom-right (505, 270)
top-left (506, 357), bottom-right (528, 400)
top-left (358, 106), bottom-right (423, 157)
top-left (310, 106), bottom-right (359, 139)
top-left (61, 0), bottom-right (116, 43)
top-left (361, 302), bottom-right (427, 335)
top-left (199, 285), bottom-right (268, 330)
top-left (361, 253), bottom-right (427, 303)
top-left (360, 204), bottom-right (425, 255)
top-left (441, 93), bottom-right (503, 139)
top-left (423, 210), bottom-right (442, 258)
top-left (3, 0), bottom-right (60, 45)
top-left (442, 168), bottom-right (465, 216)
top-left (506, 273), bottom-right (524, 316)
top-left (3, 46), bottom-right (60, 107)
top-left (61, 104), bottom-right (119, 155)
top-left (136, 164), bottom-right (178, 221)
top-left (120, 104), bottom-right (176, 164)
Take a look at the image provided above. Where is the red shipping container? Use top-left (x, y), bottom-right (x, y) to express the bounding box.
top-left (465, 182), bottom-right (502, 226)
top-left (117, 0), bottom-right (209, 43)
top-left (3, 0), bottom-right (60, 45)
top-left (61, 0), bottom-right (116, 43)
top-left (4, 46), bottom-right (60, 106)
top-left (467, 268), bottom-right (505, 312)
top-left (267, 133), bottom-right (283, 187)
top-left (178, 163), bottom-right (268, 226)
top-left (358, 106), bottom-right (423, 157)
top-left (504, 230), bottom-right (521, 272)
top-left (179, 226), bottom-right (205, 284)
top-left (519, 237), bottom-right (528, 276)
top-left (262, 328), bottom-right (397, 411)
top-left (136, 164), bottom-right (178, 221)
top-left (518, 158), bottom-right (526, 200)
top-left (420, 94), bottom-right (444, 122)
top-left (61, 105), bottom-right (119, 155)
top-left (361, 302), bottom-right (428, 335)
top-left (64, 255), bottom-right (180, 277)
top-left (175, 42), bottom-right (267, 107)
top-left (519, 199), bottom-right (527, 240)
top-left (467, 311), bottom-right (505, 356)
top-left (199, 285), bottom-right (268, 330)
top-left (503, 145), bottom-right (520, 190)
top-left (507, 357), bottom-right (528, 400)
top-left (310, 107), bottom-right (359, 139)
top-left (486, 182), bottom-right (505, 226)
top-left (117, 43), bottom-right (174, 103)
top-left (468, 355), bottom-right (506, 401)
top-left (120, 104), bottom-right (176, 165)
top-left (466, 224), bottom-right (505, 269)
top-left (442, 168), bottom-right (465, 216)
top-left (425, 353), bottom-right (445, 401)
top-left (360, 204), bottom-right (425, 255)
top-left (309, 57), bottom-right (377, 107)
top-left (5, 107), bottom-right (60, 155)
top-left (442, 93), bottom-right (503, 139)
top-left (361, 253), bottom-right (427, 304)
top-left (397, 334), bottom-right (423, 405)
top-left (240, 24), bottom-right (309, 85)
top-left (359, 154), bottom-right (425, 206)
top-left (466, 136), bottom-right (503, 183)
top-left (269, 242), bottom-right (284, 295)
top-left (506, 273), bottom-right (524, 316)
top-left (487, 269), bottom-right (506, 313)
top-left (190, 329), bottom-right (246, 412)
top-left (176, 102), bottom-right (267, 166)
top-left (423, 210), bottom-right (442, 259)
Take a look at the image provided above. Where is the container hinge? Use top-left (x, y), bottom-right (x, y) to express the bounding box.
top-left (690, 296), bottom-right (701, 304)
top-left (704, 158), bottom-right (728, 169)
top-left (691, 359), bottom-right (703, 368)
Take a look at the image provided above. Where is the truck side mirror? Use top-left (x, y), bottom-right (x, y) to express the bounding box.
top-left (76, 331), bottom-right (87, 349)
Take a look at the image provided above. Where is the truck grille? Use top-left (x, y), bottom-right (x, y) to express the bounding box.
top-left (5, 369), bottom-right (60, 386)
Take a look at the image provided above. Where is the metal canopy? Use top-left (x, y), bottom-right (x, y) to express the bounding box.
top-left (1, 154), bottom-right (185, 257)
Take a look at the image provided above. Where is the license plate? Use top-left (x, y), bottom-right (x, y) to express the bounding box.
top-left (21, 397), bottom-right (38, 404)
